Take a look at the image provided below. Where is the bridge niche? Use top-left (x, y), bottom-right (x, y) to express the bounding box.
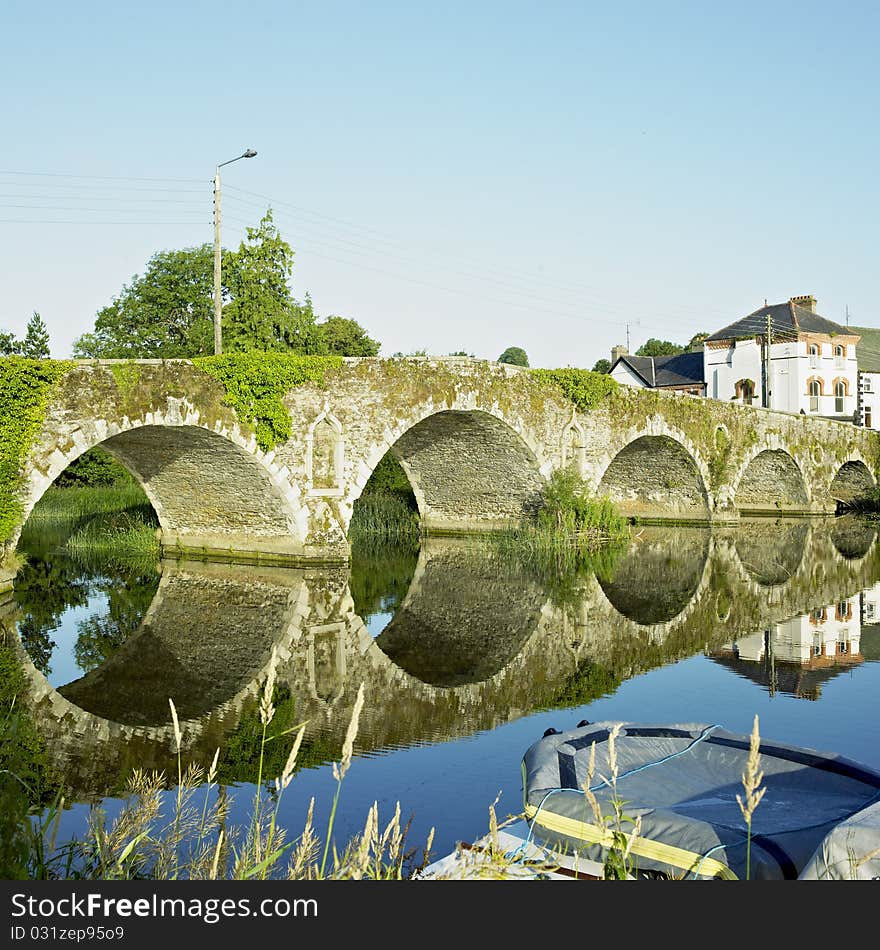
top-left (368, 410), bottom-right (545, 534)
top-left (830, 460), bottom-right (875, 508)
top-left (597, 435), bottom-right (709, 521)
top-left (734, 449), bottom-right (808, 514)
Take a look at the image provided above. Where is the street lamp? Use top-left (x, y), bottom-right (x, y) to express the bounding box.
top-left (213, 148), bottom-right (257, 355)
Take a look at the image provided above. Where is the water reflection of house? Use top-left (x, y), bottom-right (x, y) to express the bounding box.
top-left (711, 591), bottom-right (867, 700)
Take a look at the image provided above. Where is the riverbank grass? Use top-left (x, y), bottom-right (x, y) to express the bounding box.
top-left (17, 484), bottom-right (159, 563)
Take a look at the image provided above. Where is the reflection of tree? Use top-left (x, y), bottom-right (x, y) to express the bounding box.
top-left (349, 539), bottom-right (419, 621)
top-left (12, 551), bottom-right (158, 677)
top-left (73, 572), bottom-right (158, 673)
top-left (12, 557), bottom-right (91, 675)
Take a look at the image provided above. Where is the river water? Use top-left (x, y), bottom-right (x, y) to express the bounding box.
top-left (5, 517), bottom-right (880, 865)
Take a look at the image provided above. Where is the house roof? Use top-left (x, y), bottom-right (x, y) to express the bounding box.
top-left (706, 301), bottom-right (853, 344)
top-left (613, 350), bottom-right (705, 388)
top-left (850, 325), bottom-right (880, 373)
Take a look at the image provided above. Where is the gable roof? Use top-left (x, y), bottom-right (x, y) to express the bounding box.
top-left (613, 350), bottom-right (704, 388)
top-left (706, 301), bottom-right (853, 344)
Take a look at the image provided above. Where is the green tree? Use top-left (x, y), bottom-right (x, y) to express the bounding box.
top-left (318, 315), bottom-right (380, 356)
top-left (687, 332), bottom-right (709, 350)
top-left (20, 312), bottom-right (50, 359)
top-left (635, 338), bottom-right (683, 357)
top-left (449, 350), bottom-right (475, 357)
top-left (592, 358), bottom-right (611, 374)
top-left (73, 245), bottom-right (215, 358)
top-left (222, 209), bottom-right (322, 354)
top-left (498, 346), bottom-right (529, 366)
top-left (0, 331), bottom-right (21, 356)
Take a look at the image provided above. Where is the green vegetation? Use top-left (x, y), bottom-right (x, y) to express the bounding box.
top-left (54, 447), bottom-right (135, 488)
top-left (0, 312), bottom-right (52, 359)
top-left (72, 211), bottom-right (380, 360)
top-left (498, 346), bottom-right (529, 367)
top-left (0, 357), bottom-right (74, 547)
top-left (591, 358), bottom-right (611, 374)
top-left (193, 353), bottom-right (343, 450)
top-left (0, 644), bottom-right (63, 879)
top-left (349, 452), bottom-right (420, 545)
top-left (531, 367), bottom-right (618, 411)
top-left (494, 469), bottom-right (630, 598)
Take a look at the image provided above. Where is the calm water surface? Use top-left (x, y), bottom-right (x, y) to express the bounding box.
top-left (6, 517), bottom-right (880, 863)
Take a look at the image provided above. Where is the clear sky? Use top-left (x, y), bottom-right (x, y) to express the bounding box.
top-left (2, 1), bottom-right (878, 366)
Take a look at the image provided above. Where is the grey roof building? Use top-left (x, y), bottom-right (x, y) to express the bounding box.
top-left (609, 349), bottom-right (705, 394)
top-left (705, 296), bottom-right (851, 344)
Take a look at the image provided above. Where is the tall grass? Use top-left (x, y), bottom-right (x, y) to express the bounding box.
top-left (348, 493), bottom-right (421, 546)
top-left (18, 485), bottom-right (159, 565)
top-left (494, 469), bottom-right (630, 584)
top-left (20, 673), bottom-right (435, 881)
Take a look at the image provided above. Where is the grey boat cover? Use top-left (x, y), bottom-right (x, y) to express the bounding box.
top-left (521, 721), bottom-right (880, 880)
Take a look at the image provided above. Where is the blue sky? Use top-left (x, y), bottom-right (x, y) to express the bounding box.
top-left (2, 1), bottom-right (878, 366)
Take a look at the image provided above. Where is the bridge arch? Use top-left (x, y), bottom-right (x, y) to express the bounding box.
top-left (830, 458), bottom-right (875, 508)
top-left (595, 527), bottom-right (712, 635)
top-left (18, 402), bottom-right (306, 561)
top-left (597, 427), bottom-right (711, 521)
top-left (347, 406), bottom-right (547, 534)
top-left (732, 445), bottom-right (810, 514)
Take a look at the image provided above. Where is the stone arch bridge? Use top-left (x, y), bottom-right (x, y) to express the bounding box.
top-left (3, 357), bottom-right (878, 576)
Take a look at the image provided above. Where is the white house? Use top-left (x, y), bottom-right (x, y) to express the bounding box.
top-left (609, 348), bottom-right (705, 395)
top-left (703, 295), bottom-right (859, 420)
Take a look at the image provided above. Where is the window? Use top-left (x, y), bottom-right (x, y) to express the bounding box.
top-left (835, 380), bottom-right (845, 414)
top-left (865, 406), bottom-right (873, 429)
top-left (838, 642), bottom-right (849, 655)
top-left (736, 379), bottom-right (755, 405)
top-left (809, 343), bottom-right (819, 369)
top-left (809, 379), bottom-right (820, 412)
top-left (865, 376), bottom-right (873, 393)
top-left (835, 344), bottom-right (845, 368)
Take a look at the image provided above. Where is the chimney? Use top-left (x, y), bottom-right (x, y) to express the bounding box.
top-left (611, 344), bottom-right (628, 365)
top-left (790, 294), bottom-right (817, 313)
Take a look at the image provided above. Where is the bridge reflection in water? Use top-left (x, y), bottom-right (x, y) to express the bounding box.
top-left (4, 517), bottom-right (880, 801)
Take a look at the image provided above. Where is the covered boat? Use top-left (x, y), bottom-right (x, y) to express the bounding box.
top-left (521, 720), bottom-right (880, 880)
top-left (420, 719), bottom-right (880, 880)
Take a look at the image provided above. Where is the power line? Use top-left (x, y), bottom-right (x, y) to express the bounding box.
top-left (0, 170), bottom-right (204, 183)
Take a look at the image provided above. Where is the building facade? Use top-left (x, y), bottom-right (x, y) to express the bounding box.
top-left (703, 295), bottom-right (859, 420)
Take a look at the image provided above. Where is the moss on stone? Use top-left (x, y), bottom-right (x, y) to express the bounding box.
top-left (0, 358), bottom-right (75, 548)
top-left (530, 368), bottom-right (618, 412)
top-left (193, 353), bottom-right (343, 450)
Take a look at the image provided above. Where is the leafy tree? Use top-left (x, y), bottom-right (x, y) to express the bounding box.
top-left (635, 338), bottom-right (683, 357)
top-left (222, 210), bottom-right (322, 354)
top-left (592, 358), bottom-right (611, 374)
top-left (498, 346), bottom-right (529, 366)
top-left (449, 350), bottom-right (475, 357)
top-left (687, 332), bottom-right (709, 350)
top-left (54, 447), bottom-right (134, 488)
top-left (73, 209), bottom-right (380, 358)
top-left (20, 312), bottom-right (50, 359)
top-left (73, 245), bottom-right (215, 358)
top-left (0, 331), bottom-right (21, 356)
top-left (0, 313), bottom-right (51, 358)
top-left (318, 315), bottom-right (380, 356)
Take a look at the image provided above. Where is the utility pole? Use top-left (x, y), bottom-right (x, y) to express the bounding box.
top-left (213, 149), bottom-right (258, 355)
top-left (213, 167), bottom-right (223, 356)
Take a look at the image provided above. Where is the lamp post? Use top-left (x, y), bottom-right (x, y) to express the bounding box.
top-left (213, 148), bottom-right (257, 355)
